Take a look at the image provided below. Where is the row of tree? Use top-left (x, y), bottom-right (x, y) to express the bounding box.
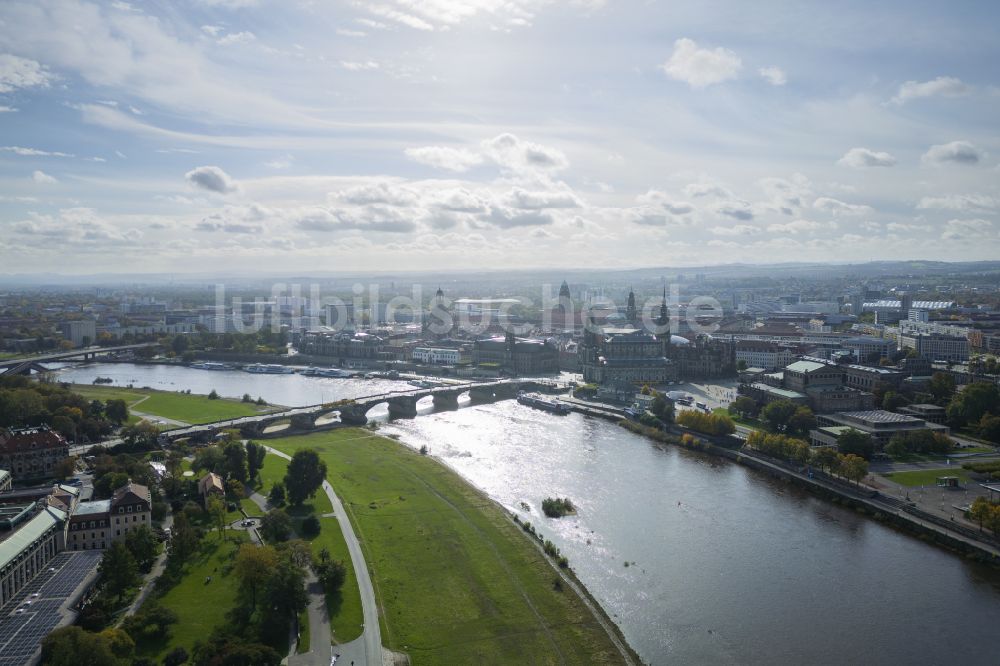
top-left (675, 410), bottom-right (736, 436)
top-left (968, 497), bottom-right (1000, 536)
top-left (745, 430), bottom-right (870, 484)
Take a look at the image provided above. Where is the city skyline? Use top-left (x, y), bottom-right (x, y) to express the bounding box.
top-left (1, 0), bottom-right (999, 274)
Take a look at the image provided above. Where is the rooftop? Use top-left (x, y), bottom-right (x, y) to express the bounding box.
top-left (785, 360), bottom-right (828, 373)
top-left (73, 499), bottom-right (111, 516)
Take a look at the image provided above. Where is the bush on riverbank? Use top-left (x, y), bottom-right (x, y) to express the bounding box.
top-left (542, 497), bottom-right (576, 518)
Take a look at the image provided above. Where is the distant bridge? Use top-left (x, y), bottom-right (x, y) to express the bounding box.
top-left (0, 343), bottom-right (160, 376)
top-left (159, 379), bottom-right (556, 442)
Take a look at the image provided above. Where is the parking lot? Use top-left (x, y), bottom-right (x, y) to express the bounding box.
top-left (0, 551), bottom-right (102, 666)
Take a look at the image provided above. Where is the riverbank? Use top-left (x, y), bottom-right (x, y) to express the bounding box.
top-left (267, 429), bottom-right (639, 665)
top-left (612, 418), bottom-right (1000, 566)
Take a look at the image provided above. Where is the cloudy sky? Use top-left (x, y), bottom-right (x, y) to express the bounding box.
top-left (1, 0), bottom-right (998, 274)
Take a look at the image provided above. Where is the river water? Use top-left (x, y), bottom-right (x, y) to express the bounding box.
top-left (55, 363), bottom-right (1000, 664)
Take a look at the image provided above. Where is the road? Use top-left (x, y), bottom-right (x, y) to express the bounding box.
top-left (264, 446), bottom-right (384, 666)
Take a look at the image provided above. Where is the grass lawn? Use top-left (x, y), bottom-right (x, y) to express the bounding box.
top-left (70, 383), bottom-right (270, 424)
top-left (269, 429), bottom-right (626, 665)
top-left (883, 468), bottom-right (972, 487)
top-left (134, 531), bottom-right (249, 661)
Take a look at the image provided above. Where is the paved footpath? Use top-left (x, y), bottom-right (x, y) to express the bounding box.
top-left (263, 446), bottom-right (385, 666)
top-left (119, 512), bottom-right (174, 623)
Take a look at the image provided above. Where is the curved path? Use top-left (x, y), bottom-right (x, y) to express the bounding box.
top-left (264, 446), bottom-right (384, 666)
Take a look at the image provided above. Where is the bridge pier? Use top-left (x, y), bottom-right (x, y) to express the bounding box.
top-left (339, 404), bottom-right (369, 426)
top-left (290, 413), bottom-right (317, 431)
top-left (387, 396), bottom-right (418, 419)
top-left (469, 386), bottom-right (496, 403)
top-left (432, 391), bottom-right (460, 410)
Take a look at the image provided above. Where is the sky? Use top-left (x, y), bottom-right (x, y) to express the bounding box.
top-left (0, 0), bottom-right (998, 275)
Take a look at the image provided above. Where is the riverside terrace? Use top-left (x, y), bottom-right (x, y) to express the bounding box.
top-left (158, 378), bottom-right (558, 442)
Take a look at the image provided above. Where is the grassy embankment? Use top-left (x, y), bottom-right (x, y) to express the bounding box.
top-left (268, 429), bottom-right (628, 665)
top-left (71, 383), bottom-right (271, 424)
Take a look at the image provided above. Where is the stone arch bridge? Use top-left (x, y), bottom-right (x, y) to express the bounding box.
top-left (160, 379), bottom-right (555, 443)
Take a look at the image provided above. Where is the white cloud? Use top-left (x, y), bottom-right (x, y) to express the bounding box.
top-left (264, 155), bottom-right (293, 169)
top-left (941, 218), bottom-right (993, 240)
top-left (891, 76), bottom-right (971, 105)
top-left (635, 190), bottom-right (694, 214)
top-left (201, 25), bottom-right (223, 37)
top-left (32, 170), bottom-right (58, 184)
top-left (713, 201), bottom-right (754, 221)
top-left (1, 146), bottom-right (74, 157)
top-left (767, 219), bottom-right (836, 234)
top-left (482, 133), bottom-right (568, 172)
top-left (813, 197), bottom-right (873, 215)
top-left (195, 0), bottom-right (258, 8)
top-left (366, 5), bottom-right (435, 31)
top-left (922, 140), bottom-right (982, 165)
top-left (837, 147), bottom-right (897, 168)
top-left (916, 194), bottom-right (998, 213)
top-left (336, 181), bottom-right (419, 207)
top-left (758, 66), bottom-right (786, 86)
top-left (0, 105), bottom-right (18, 113)
top-left (405, 146), bottom-right (484, 172)
top-left (185, 165), bottom-right (238, 193)
top-left (0, 54), bottom-right (52, 93)
top-left (504, 187), bottom-right (581, 209)
top-left (217, 31), bottom-right (256, 46)
top-left (483, 205), bottom-right (554, 228)
top-left (660, 38), bottom-right (742, 88)
top-left (684, 182), bottom-right (732, 199)
top-left (336, 28), bottom-right (367, 37)
top-left (340, 60), bottom-right (380, 71)
top-left (710, 224), bottom-right (760, 236)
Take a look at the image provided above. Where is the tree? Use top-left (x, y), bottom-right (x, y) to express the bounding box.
top-left (650, 392), bottom-right (674, 423)
top-left (283, 449), bottom-right (327, 506)
top-left (98, 542), bottom-right (140, 602)
top-left (969, 496), bottom-right (992, 532)
top-left (268, 481), bottom-right (286, 507)
top-left (882, 390), bottom-right (908, 412)
top-left (928, 372), bottom-right (956, 405)
top-left (948, 382), bottom-right (1000, 427)
top-left (761, 400), bottom-right (798, 432)
top-left (124, 525), bottom-right (159, 572)
top-left (246, 441), bottom-right (266, 481)
top-left (263, 555), bottom-right (309, 623)
top-left (222, 440), bottom-right (248, 483)
top-left (121, 603), bottom-right (178, 642)
top-left (736, 359), bottom-right (748, 372)
top-left (786, 407), bottom-right (817, 437)
top-left (978, 414), bottom-right (1000, 445)
top-left (54, 455), bottom-right (78, 480)
top-left (208, 389), bottom-right (219, 400)
top-left (40, 626), bottom-right (123, 666)
top-left (164, 647), bottom-right (189, 666)
top-left (105, 399), bottom-right (129, 424)
top-left (260, 509), bottom-right (293, 543)
top-left (301, 515), bottom-right (321, 537)
top-left (99, 628), bottom-right (135, 662)
top-left (729, 396), bottom-right (758, 419)
top-left (171, 335), bottom-right (189, 355)
top-left (839, 453), bottom-right (869, 486)
top-left (235, 543), bottom-right (278, 609)
top-left (811, 446), bottom-right (839, 473)
top-left (836, 428), bottom-right (875, 460)
top-left (192, 445), bottom-right (225, 475)
top-left (314, 547), bottom-right (347, 595)
top-left (207, 495), bottom-right (227, 537)
top-left (168, 512), bottom-right (200, 565)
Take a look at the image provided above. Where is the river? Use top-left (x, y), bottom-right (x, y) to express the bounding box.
top-left (55, 363), bottom-right (1000, 664)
